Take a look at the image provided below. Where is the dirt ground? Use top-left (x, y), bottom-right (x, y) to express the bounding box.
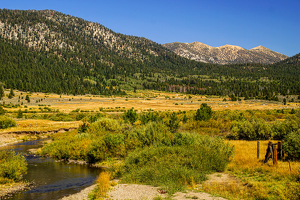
top-left (60, 173), bottom-right (234, 200)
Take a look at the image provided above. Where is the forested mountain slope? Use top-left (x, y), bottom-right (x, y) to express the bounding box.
top-left (0, 9), bottom-right (299, 100)
top-left (0, 9), bottom-right (210, 94)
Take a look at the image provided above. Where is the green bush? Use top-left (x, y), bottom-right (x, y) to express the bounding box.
top-left (104, 133), bottom-right (125, 157)
top-left (123, 135), bottom-right (234, 194)
top-left (87, 117), bottom-right (121, 135)
top-left (140, 111), bottom-right (159, 124)
top-left (126, 122), bottom-right (172, 148)
top-left (0, 115), bottom-right (16, 129)
top-left (123, 108), bottom-right (138, 124)
top-left (75, 113), bottom-right (87, 121)
top-left (283, 129), bottom-right (300, 160)
top-left (0, 151), bottom-right (27, 182)
top-left (48, 113), bottom-right (74, 121)
top-left (41, 131), bottom-right (92, 161)
top-left (229, 118), bottom-right (300, 140)
top-left (194, 103), bottom-right (212, 121)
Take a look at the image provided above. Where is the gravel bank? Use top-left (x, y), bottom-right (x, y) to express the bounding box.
top-left (59, 183), bottom-right (227, 200)
top-left (0, 182), bottom-right (30, 199)
top-left (60, 184), bottom-right (97, 200)
top-left (106, 184), bottom-right (227, 200)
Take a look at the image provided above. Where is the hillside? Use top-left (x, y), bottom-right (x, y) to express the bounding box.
top-left (0, 9), bottom-right (299, 100)
top-left (0, 9), bottom-right (209, 95)
top-left (163, 41), bottom-right (288, 64)
top-left (273, 52), bottom-right (300, 66)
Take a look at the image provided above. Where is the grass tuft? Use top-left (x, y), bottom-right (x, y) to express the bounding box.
top-left (89, 171), bottom-right (111, 199)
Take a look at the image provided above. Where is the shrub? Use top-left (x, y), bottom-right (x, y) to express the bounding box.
top-left (140, 111), bottom-right (159, 125)
top-left (87, 117), bottom-right (120, 135)
top-left (48, 113), bottom-right (74, 121)
top-left (41, 131), bottom-right (93, 161)
top-left (194, 103), bottom-right (212, 121)
top-left (78, 121), bottom-right (90, 133)
top-left (283, 130), bottom-right (300, 160)
top-left (87, 138), bottom-right (108, 162)
top-left (0, 151), bottom-right (27, 182)
top-left (104, 133), bottom-right (126, 158)
top-left (0, 116), bottom-right (16, 129)
top-left (137, 122), bottom-right (172, 147)
top-left (229, 118), bottom-right (273, 140)
top-left (123, 135), bottom-right (234, 194)
top-left (75, 113), bottom-right (86, 121)
top-left (123, 108), bottom-right (138, 124)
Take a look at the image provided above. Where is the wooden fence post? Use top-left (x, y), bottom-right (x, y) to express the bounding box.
top-left (288, 160), bottom-right (292, 174)
top-left (277, 141), bottom-right (282, 160)
top-left (269, 145), bottom-right (274, 164)
top-left (257, 141), bottom-right (260, 159)
top-left (273, 145), bottom-right (278, 165)
top-left (264, 141), bottom-right (273, 163)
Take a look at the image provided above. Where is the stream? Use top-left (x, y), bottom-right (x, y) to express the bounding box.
top-left (0, 139), bottom-right (102, 200)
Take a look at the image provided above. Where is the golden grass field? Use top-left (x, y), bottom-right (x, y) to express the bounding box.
top-left (2, 90), bottom-right (299, 113)
top-left (1, 90), bottom-right (300, 199)
top-left (228, 140), bottom-right (300, 176)
top-left (201, 140), bottom-right (300, 199)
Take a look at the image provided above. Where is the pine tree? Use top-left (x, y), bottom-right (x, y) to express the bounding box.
top-left (0, 106), bottom-right (4, 115)
top-left (25, 95), bottom-right (30, 103)
top-left (168, 112), bottom-right (179, 133)
top-left (194, 103), bottom-right (212, 121)
top-left (0, 84), bottom-right (4, 100)
top-left (8, 88), bottom-right (15, 99)
top-left (283, 98), bottom-right (287, 105)
top-left (17, 109), bottom-right (23, 118)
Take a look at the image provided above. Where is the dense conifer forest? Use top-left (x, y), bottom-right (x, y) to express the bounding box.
top-left (0, 9), bottom-right (300, 100)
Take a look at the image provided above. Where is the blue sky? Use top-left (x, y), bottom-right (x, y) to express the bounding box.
top-left (1, 0), bottom-right (299, 56)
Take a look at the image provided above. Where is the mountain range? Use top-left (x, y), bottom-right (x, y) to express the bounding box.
top-left (163, 42), bottom-right (288, 65)
top-left (0, 9), bottom-right (299, 99)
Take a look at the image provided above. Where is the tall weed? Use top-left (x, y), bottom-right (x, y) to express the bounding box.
top-left (89, 171), bottom-right (111, 199)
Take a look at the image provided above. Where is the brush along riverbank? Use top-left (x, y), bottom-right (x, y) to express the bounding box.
top-left (40, 116), bottom-right (234, 199)
top-left (41, 107), bottom-right (300, 199)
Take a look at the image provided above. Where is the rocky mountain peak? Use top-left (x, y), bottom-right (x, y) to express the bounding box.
top-left (163, 42), bottom-right (288, 65)
top-left (251, 45), bottom-right (270, 51)
top-left (218, 44), bottom-right (245, 50)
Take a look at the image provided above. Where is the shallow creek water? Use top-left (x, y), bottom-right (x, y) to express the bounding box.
top-left (0, 139), bottom-right (102, 200)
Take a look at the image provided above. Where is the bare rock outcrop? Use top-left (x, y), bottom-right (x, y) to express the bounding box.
top-left (163, 41), bottom-right (288, 65)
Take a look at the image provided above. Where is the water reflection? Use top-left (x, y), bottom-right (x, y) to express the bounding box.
top-left (0, 140), bottom-right (102, 200)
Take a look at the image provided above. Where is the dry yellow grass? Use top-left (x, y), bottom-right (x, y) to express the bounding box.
top-left (95, 171), bottom-right (111, 197)
top-left (202, 141), bottom-right (300, 200)
top-left (2, 90), bottom-right (299, 113)
top-left (228, 140), bottom-right (300, 176)
top-left (0, 119), bottom-right (80, 133)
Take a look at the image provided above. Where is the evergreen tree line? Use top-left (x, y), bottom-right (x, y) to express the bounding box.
top-left (0, 9), bottom-right (299, 98)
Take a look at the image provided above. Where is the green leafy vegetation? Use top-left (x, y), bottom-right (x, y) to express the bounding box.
top-left (0, 115), bottom-right (16, 129)
top-left (1, 8), bottom-right (300, 199)
top-left (194, 103), bottom-right (212, 121)
top-left (0, 151), bottom-right (27, 183)
top-left (123, 135), bottom-right (233, 194)
top-left (282, 130), bottom-right (300, 160)
top-left (34, 105), bottom-right (300, 199)
top-left (40, 110), bottom-right (235, 193)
